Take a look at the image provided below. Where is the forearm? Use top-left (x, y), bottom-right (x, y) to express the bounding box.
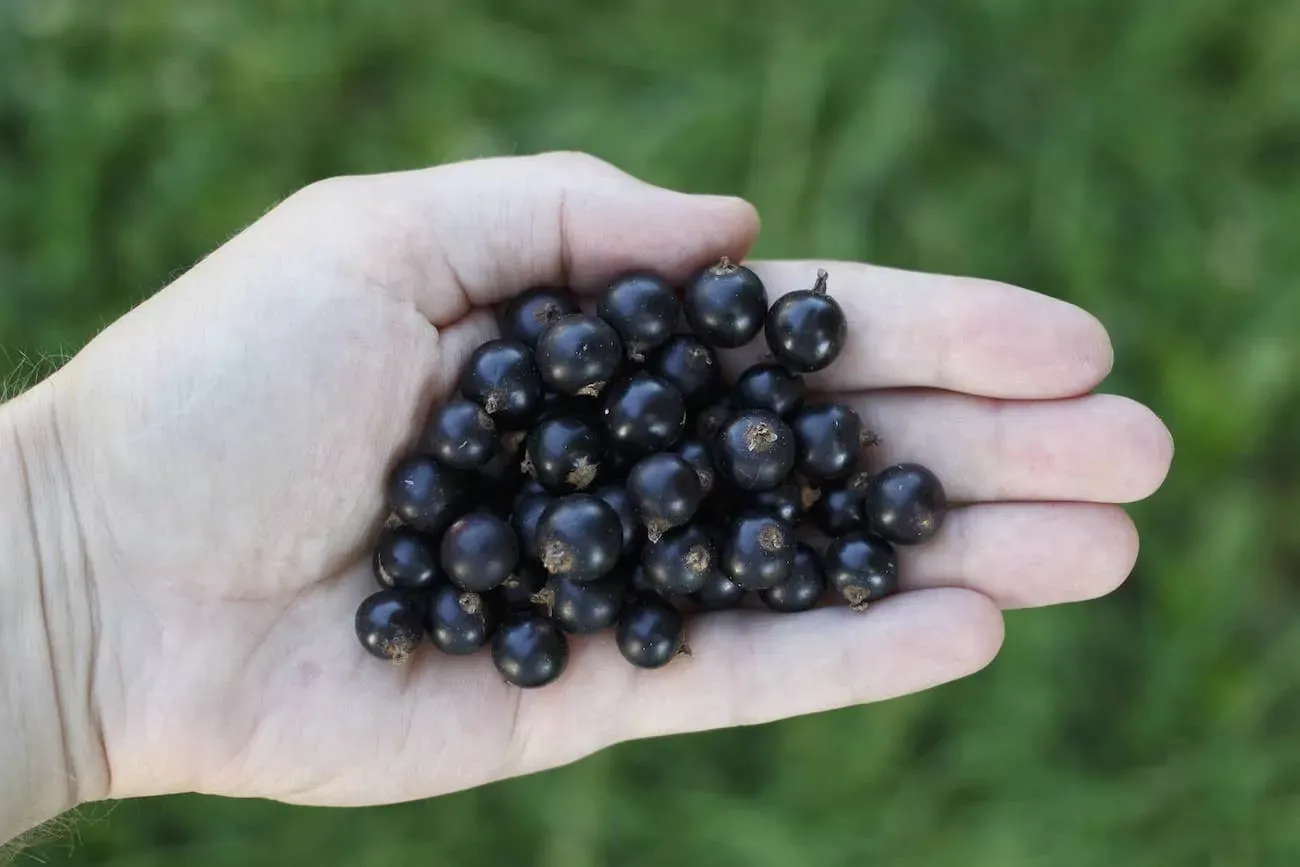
top-left (1, 384), bottom-right (108, 844)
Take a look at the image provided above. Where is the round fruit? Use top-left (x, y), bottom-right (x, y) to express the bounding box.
top-left (647, 334), bottom-right (723, 408)
top-left (593, 483), bottom-right (643, 554)
top-left (386, 455), bottom-right (464, 534)
top-left (629, 564), bottom-right (661, 597)
top-left (751, 482), bottom-right (812, 526)
top-left (810, 471), bottom-right (870, 535)
top-left (475, 432), bottom-right (526, 508)
top-left (761, 544), bottom-right (826, 612)
top-left (734, 363), bottom-right (805, 418)
top-left (373, 526), bottom-right (441, 591)
top-left (500, 286), bottom-right (579, 348)
top-left (683, 258), bottom-right (768, 348)
top-left (497, 561), bottom-right (548, 610)
top-left (721, 513), bottom-right (796, 590)
top-left (764, 269), bottom-right (848, 372)
top-left (642, 524), bottom-right (718, 595)
top-left (355, 589), bottom-right (425, 663)
top-left (535, 314), bottom-right (623, 396)
top-left (422, 399), bottom-right (499, 470)
top-left (511, 488), bottom-right (554, 561)
top-left (825, 532), bottom-right (899, 610)
top-left (440, 511), bottom-right (519, 592)
top-left (693, 572), bottom-right (746, 611)
top-left (626, 453), bottom-right (706, 541)
top-left (493, 614), bottom-right (569, 688)
top-left (535, 494), bottom-right (624, 583)
top-left (602, 372), bottom-right (686, 453)
top-left (459, 340), bottom-right (545, 430)
top-left (693, 401), bottom-right (734, 441)
top-left (617, 596), bottom-right (687, 669)
top-left (791, 402), bottom-right (863, 483)
top-left (713, 410), bottom-right (797, 491)
top-left (674, 438), bottom-right (717, 495)
top-left (598, 272), bottom-right (681, 360)
top-left (426, 586), bottom-right (499, 655)
top-left (525, 415), bottom-right (605, 492)
top-left (863, 463), bottom-right (948, 544)
top-left (547, 573), bottom-right (627, 635)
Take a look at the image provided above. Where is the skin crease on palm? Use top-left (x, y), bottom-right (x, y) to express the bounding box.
top-left (26, 151), bottom-right (1172, 811)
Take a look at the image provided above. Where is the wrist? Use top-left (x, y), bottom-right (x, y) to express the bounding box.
top-left (1, 382), bottom-right (109, 842)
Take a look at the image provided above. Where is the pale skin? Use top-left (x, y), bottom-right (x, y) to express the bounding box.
top-left (0, 152), bottom-right (1173, 844)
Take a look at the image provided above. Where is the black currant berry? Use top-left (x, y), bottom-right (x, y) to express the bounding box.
top-left (476, 430), bottom-right (527, 507)
top-left (355, 589), bottom-right (425, 663)
top-left (863, 463), bottom-right (948, 544)
top-left (535, 494), bottom-right (624, 583)
top-left (674, 438), bottom-right (717, 495)
top-left (642, 524), bottom-right (718, 595)
top-left (683, 258), bottom-right (768, 348)
top-left (629, 564), bottom-right (662, 597)
top-left (386, 455), bottom-right (464, 534)
top-left (761, 543), bottom-right (827, 613)
top-left (511, 487), bottom-right (553, 561)
top-left (593, 483), bottom-right (643, 555)
top-left (751, 481), bottom-right (814, 526)
top-left (426, 586), bottom-right (499, 655)
top-left (545, 573), bottom-right (628, 635)
top-left (693, 571), bottom-right (746, 611)
top-left (598, 272), bottom-right (681, 360)
top-left (602, 372), bottom-right (687, 453)
top-left (693, 401), bottom-right (735, 441)
top-left (765, 270), bottom-right (848, 373)
top-left (459, 340), bottom-right (545, 430)
top-left (536, 314), bottom-right (623, 397)
top-left (617, 595), bottom-right (688, 669)
top-left (525, 415), bottom-right (605, 493)
top-left (810, 471), bottom-right (871, 535)
top-left (627, 453), bottom-right (706, 541)
top-left (421, 399), bottom-right (499, 470)
top-left (493, 613), bottom-right (569, 688)
top-left (721, 513), bottom-right (796, 590)
top-left (713, 410), bottom-right (797, 492)
top-left (440, 511), bottom-right (519, 592)
top-left (500, 286), bottom-right (580, 348)
top-left (825, 531), bottom-right (899, 611)
top-left (373, 526), bottom-right (441, 591)
top-left (734, 363), bottom-right (805, 418)
top-left (498, 560), bottom-right (548, 610)
top-left (791, 402), bottom-right (864, 483)
top-left (647, 334), bottom-right (723, 408)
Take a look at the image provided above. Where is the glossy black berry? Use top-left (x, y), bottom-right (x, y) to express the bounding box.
top-left (713, 410), bottom-right (797, 492)
top-left (598, 272), bottom-right (681, 360)
top-left (693, 401), bottom-right (735, 441)
top-left (647, 334), bottom-right (724, 408)
top-left (440, 511), bottom-right (519, 592)
top-left (426, 586), bottom-right (499, 655)
top-left (627, 453), bottom-right (706, 541)
top-left (642, 524), bottom-right (718, 595)
top-left (765, 270), bottom-right (848, 373)
top-left (476, 431), bottom-right (527, 507)
top-left (617, 596), bottom-right (687, 669)
top-left (734, 363), bottom-right (805, 418)
top-left (421, 399), bottom-right (500, 470)
top-left (511, 487), bottom-right (553, 561)
top-left (355, 589), bottom-right (425, 663)
top-left (810, 471), bottom-right (870, 535)
top-left (373, 526), bottom-right (441, 591)
top-left (683, 258), bottom-right (768, 348)
top-left (535, 494), bottom-right (624, 583)
top-left (525, 415), bottom-right (605, 493)
top-left (674, 439), bottom-right (717, 495)
top-left (863, 463), bottom-right (948, 544)
top-left (791, 402), bottom-right (864, 483)
top-left (497, 561), bottom-right (548, 610)
top-left (500, 286), bottom-right (580, 348)
top-left (602, 372), bottom-right (687, 453)
top-left (386, 455), bottom-right (464, 534)
top-left (459, 340), bottom-right (545, 430)
top-left (593, 483), bottom-right (643, 555)
top-left (721, 513), bottom-right (796, 590)
top-left (751, 481), bottom-right (814, 526)
top-left (493, 613), bottom-right (569, 688)
top-left (546, 573), bottom-right (627, 635)
top-left (536, 314), bottom-right (623, 397)
top-left (825, 531), bottom-right (899, 611)
top-left (693, 571), bottom-right (746, 611)
top-left (761, 544), bottom-right (827, 612)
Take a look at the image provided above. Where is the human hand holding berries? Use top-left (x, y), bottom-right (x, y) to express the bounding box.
top-left (0, 152), bottom-right (1172, 842)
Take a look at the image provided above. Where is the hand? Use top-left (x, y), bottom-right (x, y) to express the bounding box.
top-left (37, 152), bottom-right (1171, 807)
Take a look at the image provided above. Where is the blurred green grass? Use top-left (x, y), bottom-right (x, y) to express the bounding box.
top-left (4, 0), bottom-right (1300, 864)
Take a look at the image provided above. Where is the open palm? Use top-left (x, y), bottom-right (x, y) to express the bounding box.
top-left (48, 153), bottom-right (1172, 806)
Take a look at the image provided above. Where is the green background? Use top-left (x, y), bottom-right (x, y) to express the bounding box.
top-left (5, 0), bottom-right (1300, 864)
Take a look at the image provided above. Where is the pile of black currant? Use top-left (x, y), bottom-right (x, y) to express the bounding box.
top-left (355, 259), bottom-right (948, 688)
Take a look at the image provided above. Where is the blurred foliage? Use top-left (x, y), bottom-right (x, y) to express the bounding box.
top-left (4, 0), bottom-right (1300, 864)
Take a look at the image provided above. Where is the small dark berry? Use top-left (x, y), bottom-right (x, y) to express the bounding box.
top-left (500, 287), bottom-right (580, 348)
top-left (713, 410), bottom-right (797, 492)
top-left (476, 430), bottom-right (528, 502)
top-left (629, 564), bottom-right (661, 597)
top-left (751, 482), bottom-right (811, 526)
top-left (373, 526), bottom-right (441, 591)
top-left (546, 573), bottom-right (628, 635)
top-left (535, 494), bottom-right (624, 583)
top-left (764, 270), bottom-right (848, 372)
top-left (421, 399), bottom-right (499, 470)
top-left (426, 586), bottom-right (499, 655)
top-left (440, 511), bottom-right (519, 592)
top-left (791, 402), bottom-right (863, 483)
top-left (642, 524), bottom-right (718, 595)
top-left (734, 363), bottom-right (805, 418)
top-left (525, 415), bottom-right (605, 493)
top-left (493, 614), bottom-right (569, 688)
top-left (761, 544), bottom-right (827, 612)
top-left (355, 589), bottom-right (425, 663)
top-left (693, 401), bottom-right (735, 441)
top-left (825, 532), bottom-right (899, 611)
top-left (511, 489), bottom-right (553, 561)
top-left (863, 463), bottom-right (948, 544)
top-left (536, 314), bottom-right (623, 397)
top-left (459, 340), bottom-right (545, 430)
top-left (598, 272), bottom-right (681, 360)
top-left (810, 471), bottom-right (871, 535)
top-left (683, 258), bottom-right (768, 348)
top-left (692, 571), bottom-right (746, 611)
top-left (647, 334), bottom-right (724, 408)
top-left (674, 439), bottom-right (717, 495)
top-left (602, 372), bottom-right (687, 453)
top-left (617, 596), bottom-right (687, 669)
top-left (386, 455), bottom-right (464, 535)
top-left (721, 513), bottom-right (796, 590)
top-left (593, 483), bottom-right (643, 555)
top-left (627, 453), bottom-right (706, 542)
top-left (497, 561), bottom-right (548, 610)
